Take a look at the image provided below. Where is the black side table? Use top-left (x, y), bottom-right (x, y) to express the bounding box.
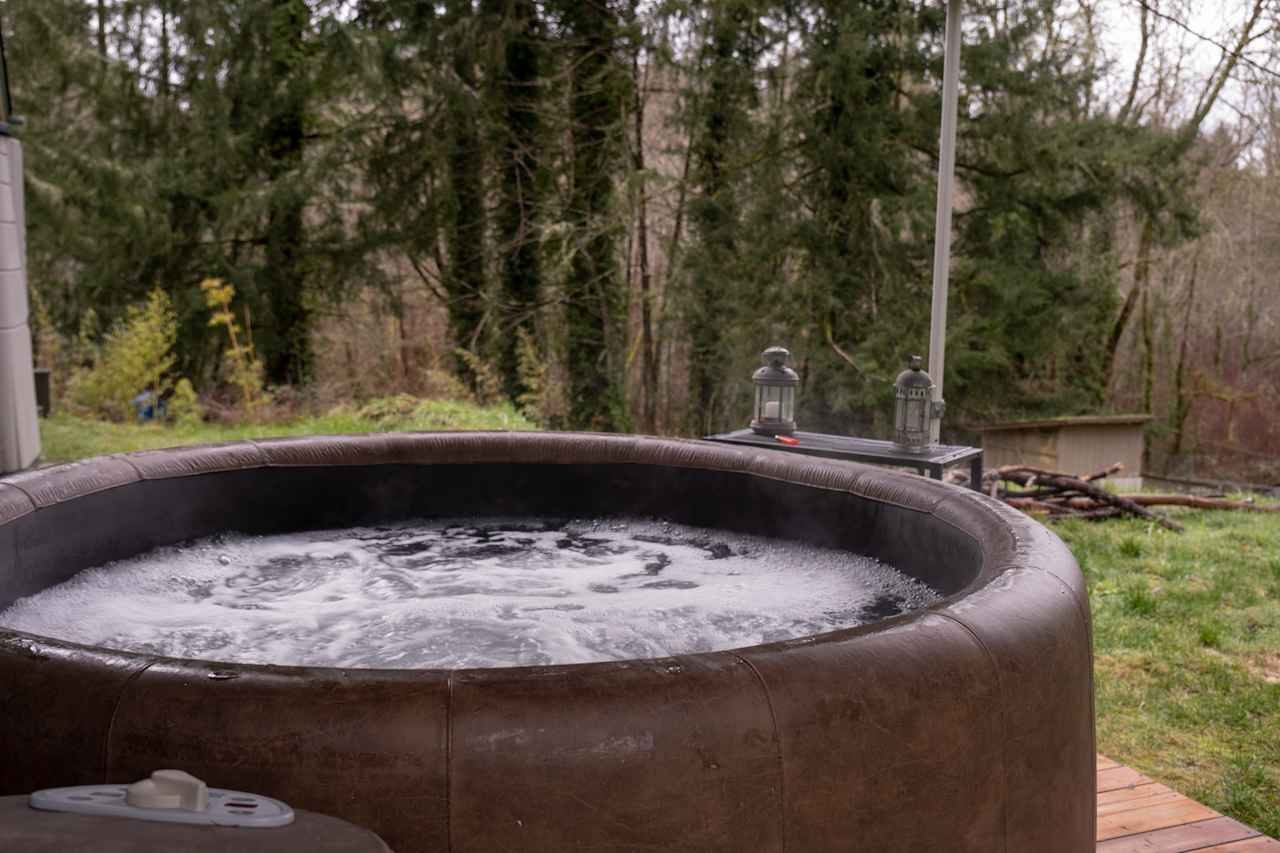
top-left (704, 429), bottom-right (983, 490)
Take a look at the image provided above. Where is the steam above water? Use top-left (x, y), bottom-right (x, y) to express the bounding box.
top-left (0, 518), bottom-right (939, 669)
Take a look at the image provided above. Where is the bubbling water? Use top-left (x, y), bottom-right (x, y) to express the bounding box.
top-left (0, 517), bottom-right (940, 669)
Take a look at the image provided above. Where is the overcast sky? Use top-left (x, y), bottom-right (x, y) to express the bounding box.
top-left (1091, 0), bottom-right (1271, 133)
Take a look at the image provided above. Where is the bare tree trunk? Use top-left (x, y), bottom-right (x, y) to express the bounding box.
top-left (666, 135), bottom-right (693, 270)
top-left (397, 310), bottom-right (410, 383)
top-left (1140, 285), bottom-right (1156, 471)
top-left (96, 0), bottom-right (108, 57)
top-left (1141, 286), bottom-right (1154, 415)
top-left (1117, 0), bottom-right (1149, 123)
top-left (1170, 252), bottom-right (1199, 457)
top-left (1106, 217), bottom-right (1152, 392)
top-left (159, 2), bottom-right (171, 99)
top-left (1181, 0), bottom-right (1266, 150)
top-left (1109, 0), bottom-right (1265, 406)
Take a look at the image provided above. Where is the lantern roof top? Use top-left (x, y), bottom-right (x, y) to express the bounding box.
top-left (895, 356), bottom-right (933, 389)
top-left (754, 346), bottom-right (799, 384)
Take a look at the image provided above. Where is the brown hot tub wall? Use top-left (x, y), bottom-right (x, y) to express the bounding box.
top-left (0, 432), bottom-right (1095, 852)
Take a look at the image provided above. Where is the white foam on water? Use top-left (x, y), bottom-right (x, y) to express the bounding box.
top-left (0, 518), bottom-right (940, 669)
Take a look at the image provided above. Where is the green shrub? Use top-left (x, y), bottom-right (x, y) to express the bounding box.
top-left (1118, 537), bottom-right (1144, 558)
top-left (454, 348), bottom-right (504, 406)
top-left (202, 278), bottom-right (267, 416)
top-left (168, 378), bottom-right (204, 427)
top-left (1122, 584), bottom-right (1158, 616)
top-left (68, 290), bottom-right (179, 421)
top-left (514, 327), bottom-right (567, 427)
top-left (356, 394), bottom-right (419, 423)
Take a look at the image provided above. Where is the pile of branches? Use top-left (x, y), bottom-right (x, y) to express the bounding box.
top-left (980, 463), bottom-right (1280, 533)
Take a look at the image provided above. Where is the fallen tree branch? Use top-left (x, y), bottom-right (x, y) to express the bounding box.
top-left (1127, 494), bottom-right (1277, 512)
top-left (1054, 494), bottom-right (1279, 514)
top-left (1003, 487), bottom-right (1088, 501)
top-left (1053, 507), bottom-right (1125, 523)
top-left (1082, 462), bottom-right (1125, 482)
top-left (989, 461), bottom-right (1123, 484)
top-left (994, 466), bottom-right (1184, 532)
top-left (986, 460), bottom-right (1280, 526)
top-left (1004, 497), bottom-right (1073, 515)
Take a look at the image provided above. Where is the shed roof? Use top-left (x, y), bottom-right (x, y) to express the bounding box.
top-left (978, 414), bottom-right (1152, 432)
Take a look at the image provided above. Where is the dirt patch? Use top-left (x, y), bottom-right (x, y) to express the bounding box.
top-left (1249, 652), bottom-right (1280, 684)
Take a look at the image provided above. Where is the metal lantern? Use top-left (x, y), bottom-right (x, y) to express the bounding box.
top-left (750, 346), bottom-right (799, 436)
top-left (893, 355), bottom-right (936, 451)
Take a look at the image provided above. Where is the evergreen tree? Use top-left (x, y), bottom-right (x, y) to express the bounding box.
top-left (553, 0), bottom-right (629, 430)
top-left (442, 0), bottom-right (489, 384)
top-left (680, 0), bottom-right (769, 433)
top-left (8, 0), bottom-right (1216, 435)
top-left (12, 0), bottom-right (361, 387)
top-left (260, 0), bottom-right (312, 385)
top-left (485, 0), bottom-right (545, 402)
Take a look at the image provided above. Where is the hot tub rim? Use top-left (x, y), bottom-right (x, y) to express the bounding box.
top-left (0, 430), bottom-right (1082, 678)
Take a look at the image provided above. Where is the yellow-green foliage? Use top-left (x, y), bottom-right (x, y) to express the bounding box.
top-left (28, 286), bottom-right (62, 374)
top-left (202, 278), bottom-right (267, 415)
top-left (354, 394), bottom-right (421, 423)
top-left (168, 377), bottom-right (204, 427)
top-left (454, 348), bottom-right (504, 406)
top-left (515, 327), bottom-right (566, 427)
top-left (69, 290), bottom-right (178, 421)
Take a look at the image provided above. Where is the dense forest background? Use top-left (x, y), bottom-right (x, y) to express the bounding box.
top-left (6, 0), bottom-right (1279, 481)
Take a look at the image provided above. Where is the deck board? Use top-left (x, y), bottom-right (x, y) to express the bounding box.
top-left (1096, 755), bottom-right (1279, 852)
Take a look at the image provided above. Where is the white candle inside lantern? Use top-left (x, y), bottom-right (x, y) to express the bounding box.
top-left (763, 400), bottom-right (780, 419)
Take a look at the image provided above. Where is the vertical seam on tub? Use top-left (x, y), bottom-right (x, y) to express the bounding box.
top-left (116, 456), bottom-right (144, 480)
top-left (3, 478), bottom-right (38, 504)
top-left (1039, 569), bottom-right (1100, 845)
top-left (730, 652), bottom-right (787, 853)
top-left (445, 669), bottom-right (454, 853)
top-left (934, 612), bottom-right (1010, 853)
top-left (102, 658), bottom-right (156, 781)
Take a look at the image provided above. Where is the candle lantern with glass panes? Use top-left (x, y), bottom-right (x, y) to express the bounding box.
top-left (893, 355), bottom-right (940, 451)
top-left (749, 346), bottom-right (799, 436)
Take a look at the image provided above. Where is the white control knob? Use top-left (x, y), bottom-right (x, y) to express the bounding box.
top-left (126, 769), bottom-right (209, 812)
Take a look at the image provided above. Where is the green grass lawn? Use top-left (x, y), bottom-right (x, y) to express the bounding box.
top-left (22, 415), bottom-right (1280, 835)
top-left (37, 399), bottom-right (535, 463)
top-left (1055, 509), bottom-right (1280, 837)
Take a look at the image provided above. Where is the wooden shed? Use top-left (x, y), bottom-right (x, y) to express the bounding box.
top-left (978, 415), bottom-right (1151, 487)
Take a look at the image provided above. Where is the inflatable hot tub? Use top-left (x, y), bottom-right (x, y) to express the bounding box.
top-left (0, 432), bottom-right (1094, 852)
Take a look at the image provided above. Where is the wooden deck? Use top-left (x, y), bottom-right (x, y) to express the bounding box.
top-left (1097, 755), bottom-right (1279, 852)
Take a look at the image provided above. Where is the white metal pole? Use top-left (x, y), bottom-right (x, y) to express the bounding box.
top-left (0, 133), bottom-right (39, 472)
top-left (928, 0), bottom-right (962, 444)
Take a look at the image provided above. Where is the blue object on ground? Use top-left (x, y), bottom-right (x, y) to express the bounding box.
top-left (131, 391), bottom-right (167, 422)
